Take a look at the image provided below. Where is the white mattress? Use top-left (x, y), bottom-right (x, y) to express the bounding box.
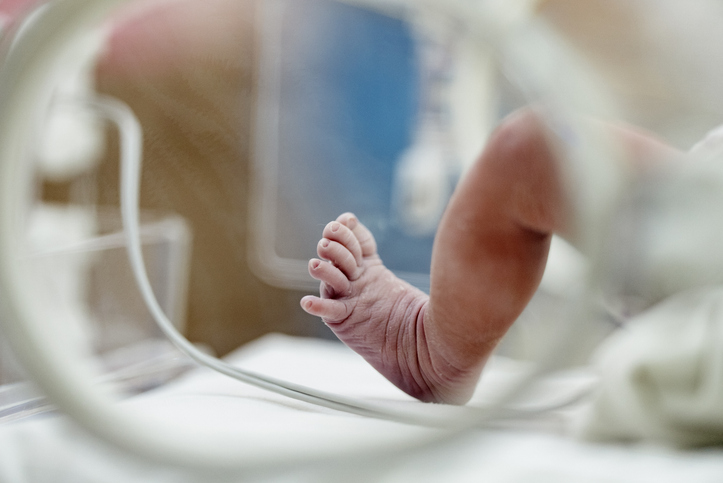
top-left (1, 333), bottom-right (722, 482)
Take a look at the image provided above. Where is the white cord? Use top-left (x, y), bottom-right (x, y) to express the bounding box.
top-left (103, 2), bottom-right (614, 430)
top-left (93, 95), bottom-right (458, 426)
top-left (101, 81), bottom-right (599, 430)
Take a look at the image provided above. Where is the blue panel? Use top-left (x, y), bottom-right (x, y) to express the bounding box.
top-left (274, 0), bottom-right (435, 280)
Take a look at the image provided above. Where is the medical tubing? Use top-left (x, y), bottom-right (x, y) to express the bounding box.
top-left (110, 6), bottom-right (605, 431)
top-left (102, 94), bottom-right (453, 426)
top-left (108, 0), bottom-right (611, 434)
top-left (109, 79), bottom-right (593, 430)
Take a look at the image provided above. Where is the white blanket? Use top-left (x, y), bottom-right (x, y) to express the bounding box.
top-left (579, 288), bottom-right (723, 446)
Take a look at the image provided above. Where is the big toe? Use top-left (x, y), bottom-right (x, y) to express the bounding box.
top-left (337, 213), bottom-right (377, 257)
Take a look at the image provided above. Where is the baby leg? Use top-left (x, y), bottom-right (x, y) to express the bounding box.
top-left (300, 109), bottom-right (563, 405)
top-left (302, 108), bottom-right (676, 405)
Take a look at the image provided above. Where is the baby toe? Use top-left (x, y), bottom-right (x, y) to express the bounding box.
top-left (317, 239), bottom-right (360, 279)
top-left (308, 258), bottom-right (351, 296)
top-left (300, 296), bottom-right (351, 322)
top-left (337, 213), bottom-right (377, 258)
top-left (323, 221), bottom-right (363, 265)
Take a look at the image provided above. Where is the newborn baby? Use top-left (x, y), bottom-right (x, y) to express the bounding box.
top-left (301, 108), bottom-right (678, 404)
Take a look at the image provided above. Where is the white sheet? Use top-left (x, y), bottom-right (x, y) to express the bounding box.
top-left (0, 334), bottom-right (721, 482)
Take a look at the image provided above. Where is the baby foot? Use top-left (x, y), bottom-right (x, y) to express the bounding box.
top-left (300, 213), bottom-right (482, 404)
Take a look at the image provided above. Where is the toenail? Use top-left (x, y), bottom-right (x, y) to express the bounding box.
top-left (347, 216), bottom-right (357, 228)
top-left (311, 260), bottom-right (320, 269)
top-left (320, 239), bottom-right (330, 248)
top-left (330, 222), bottom-right (340, 232)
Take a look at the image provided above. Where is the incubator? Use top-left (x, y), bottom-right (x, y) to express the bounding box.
top-left (1, 0), bottom-right (723, 479)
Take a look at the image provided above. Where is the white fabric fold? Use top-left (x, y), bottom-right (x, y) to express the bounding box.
top-left (578, 287), bottom-right (723, 446)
